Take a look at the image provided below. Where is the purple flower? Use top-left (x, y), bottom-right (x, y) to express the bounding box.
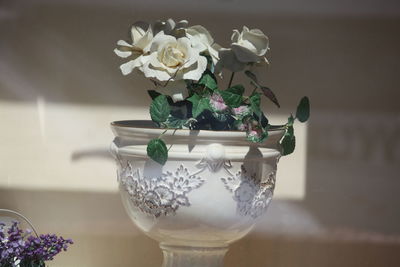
top-left (0, 221), bottom-right (73, 265)
top-left (209, 93), bottom-right (227, 112)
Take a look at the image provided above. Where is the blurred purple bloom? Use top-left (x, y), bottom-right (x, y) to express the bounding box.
top-left (0, 221), bottom-right (73, 265)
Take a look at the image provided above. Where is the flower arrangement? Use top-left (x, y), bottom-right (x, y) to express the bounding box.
top-left (0, 221), bottom-right (73, 267)
top-left (114, 19), bottom-right (310, 165)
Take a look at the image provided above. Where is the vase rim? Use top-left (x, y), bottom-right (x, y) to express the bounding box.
top-left (111, 120), bottom-right (286, 132)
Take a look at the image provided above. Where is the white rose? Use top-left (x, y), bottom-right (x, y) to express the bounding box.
top-left (142, 31), bottom-right (207, 102)
top-left (186, 25), bottom-right (221, 65)
top-left (231, 26), bottom-right (269, 63)
top-left (114, 21), bottom-right (153, 75)
top-left (142, 31), bottom-right (207, 82)
top-left (216, 26), bottom-right (269, 73)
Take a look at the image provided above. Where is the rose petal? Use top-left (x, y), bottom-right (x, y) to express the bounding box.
top-left (135, 29), bottom-right (153, 50)
top-left (131, 21), bottom-right (149, 42)
top-left (209, 43), bottom-right (222, 64)
top-left (117, 40), bottom-right (133, 48)
top-left (114, 48), bottom-right (132, 58)
top-left (182, 56), bottom-right (207, 81)
top-left (231, 44), bottom-right (261, 63)
top-left (231, 29), bottom-right (240, 42)
top-left (120, 58), bottom-right (142, 75)
top-left (187, 25), bottom-right (214, 45)
top-left (149, 31), bottom-right (177, 52)
top-left (242, 29), bottom-right (269, 56)
top-left (176, 20), bottom-right (189, 29)
top-left (178, 37), bottom-right (199, 67)
top-left (142, 56), bottom-right (171, 81)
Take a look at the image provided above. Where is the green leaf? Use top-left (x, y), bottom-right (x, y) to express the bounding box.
top-left (165, 116), bottom-right (187, 128)
top-left (287, 114), bottom-right (295, 127)
top-left (249, 92), bottom-right (261, 116)
top-left (147, 90), bottom-right (161, 100)
top-left (150, 95), bottom-right (170, 123)
top-left (260, 112), bottom-right (269, 128)
top-left (245, 70), bottom-right (258, 84)
top-left (188, 93), bottom-right (211, 118)
top-left (199, 72), bottom-right (218, 90)
top-left (227, 84), bottom-right (245, 95)
top-left (261, 86), bottom-right (280, 108)
top-left (281, 125), bottom-right (296, 155)
top-left (233, 119), bottom-right (245, 130)
top-left (147, 138), bottom-right (168, 165)
top-left (246, 129), bottom-right (268, 143)
top-left (296, 96), bottom-right (310, 122)
top-left (218, 90), bottom-right (242, 108)
top-left (212, 112), bottom-right (229, 122)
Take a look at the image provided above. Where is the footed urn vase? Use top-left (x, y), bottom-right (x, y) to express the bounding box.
top-left (110, 120), bottom-right (284, 267)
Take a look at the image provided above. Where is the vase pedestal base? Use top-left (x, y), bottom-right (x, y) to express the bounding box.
top-left (160, 244), bottom-right (228, 267)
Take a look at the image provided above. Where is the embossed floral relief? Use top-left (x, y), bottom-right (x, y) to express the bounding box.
top-left (221, 166), bottom-right (276, 218)
top-left (119, 163), bottom-right (205, 218)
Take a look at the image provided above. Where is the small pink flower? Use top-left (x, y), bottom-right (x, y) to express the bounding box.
top-left (232, 105), bottom-right (249, 116)
top-left (209, 93), bottom-right (227, 111)
top-left (237, 123), bottom-right (248, 131)
top-left (248, 130), bottom-right (259, 138)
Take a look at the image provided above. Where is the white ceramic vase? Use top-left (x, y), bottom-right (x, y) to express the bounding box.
top-left (110, 120), bottom-right (284, 267)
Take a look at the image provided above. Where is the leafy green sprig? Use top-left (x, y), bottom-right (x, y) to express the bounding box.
top-left (280, 96), bottom-right (310, 156)
top-left (145, 70), bottom-right (310, 165)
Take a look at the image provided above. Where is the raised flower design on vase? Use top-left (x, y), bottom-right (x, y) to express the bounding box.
top-left (119, 163), bottom-right (205, 217)
top-left (221, 166), bottom-right (276, 218)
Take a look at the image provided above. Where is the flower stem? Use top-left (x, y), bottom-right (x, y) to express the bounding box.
top-left (227, 72), bottom-right (235, 89)
top-left (158, 129), bottom-right (168, 139)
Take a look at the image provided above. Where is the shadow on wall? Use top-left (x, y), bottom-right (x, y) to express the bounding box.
top-left (304, 112), bottom-right (400, 235)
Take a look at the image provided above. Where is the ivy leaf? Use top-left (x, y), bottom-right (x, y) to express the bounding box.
top-left (245, 70), bottom-right (280, 108)
top-left (150, 95), bottom-right (170, 123)
top-left (249, 92), bottom-right (261, 117)
top-left (281, 125), bottom-right (296, 155)
top-left (147, 138), bottom-right (168, 165)
top-left (260, 112), bottom-right (269, 128)
top-left (246, 129), bottom-right (268, 143)
top-left (233, 119), bottom-right (245, 129)
top-left (287, 114), bottom-right (295, 127)
top-left (147, 90), bottom-right (161, 100)
top-left (296, 96), bottom-right (310, 122)
top-left (227, 84), bottom-right (245, 95)
top-left (245, 70), bottom-right (258, 84)
top-left (199, 72), bottom-right (218, 90)
top-left (261, 86), bottom-right (280, 108)
top-left (165, 116), bottom-right (187, 128)
top-left (210, 113), bottom-right (233, 130)
top-left (218, 89), bottom-right (242, 108)
top-left (188, 93), bottom-right (211, 118)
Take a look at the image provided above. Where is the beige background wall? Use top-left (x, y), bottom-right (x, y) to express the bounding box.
top-left (1, 0), bottom-right (400, 266)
